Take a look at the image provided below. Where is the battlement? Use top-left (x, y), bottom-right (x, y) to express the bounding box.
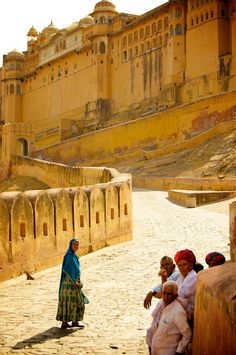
top-left (0, 157), bottom-right (132, 282)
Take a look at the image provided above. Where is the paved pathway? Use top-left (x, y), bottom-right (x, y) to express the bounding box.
top-left (0, 189), bottom-right (231, 355)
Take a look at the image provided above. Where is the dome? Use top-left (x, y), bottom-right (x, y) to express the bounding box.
top-left (6, 49), bottom-right (24, 60)
top-left (94, 0), bottom-right (117, 13)
top-left (27, 26), bottom-right (38, 37)
top-left (42, 21), bottom-right (58, 37)
top-left (78, 15), bottom-right (94, 27)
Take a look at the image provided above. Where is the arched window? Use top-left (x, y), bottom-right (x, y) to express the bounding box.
top-left (152, 23), bottom-right (156, 34)
top-left (100, 16), bottom-right (106, 24)
top-left (135, 46), bottom-right (138, 55)
top-left (221, 9), bottom-right (226, 17)
top-left (164, 17), bottom-right (169, 28)
top-left (145, 25), bottom-right (150, 36)
top-left (123, 36), bottom-right (127, 47)
top-left (99, 41), bottom-right (106, 54)
top-left (128, 33), bottom-right (132, 45)
top-left (146, 41), bottom-right (150, 50)
top-left (140, 43), bottom-right (144, 53)
top-left (10, 84), bottom-right (14, 94)
top-left (153, 38), bottom-right (157, 47)
top-left (196, 16), bottom-right (199, 24)
top-left (16, 84), bottom-right (21, 95)
top-left (210, 10), bottom-right (214, 18)
top-left (175, 7), bottom-right (182, 18)
top-left (134, 31), bottom-right (138, 42)
top-left (123, 51), bottom-right (127, 60)
top-left (63, 40), bottom-right (66, 49)
top-left (129, 48), bottom-right (132, 59)
top-left (170, 25), bottom-right (174, 37)
top-left (164, 33), bottom-right (168, 45)
top-left (205, 12), bottom-right (209, 20)
top-left (175, 24), bottom-right (182, 35)
top-left (158, 20), bottom-right (162, 31)
top-left (158, 36), bottom-right (162, 46)
top-left (140, 28), bottom-right (144, 39)
top-left (191, 18), bottom-right (194, 26)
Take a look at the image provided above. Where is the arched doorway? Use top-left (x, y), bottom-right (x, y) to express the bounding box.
top-left (16, 138), bottom-right (29, 156)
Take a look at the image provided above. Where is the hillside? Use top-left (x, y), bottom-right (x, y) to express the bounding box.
top-left (81, 128), bottom-right (236, 179)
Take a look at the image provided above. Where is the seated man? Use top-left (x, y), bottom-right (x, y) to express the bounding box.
top-left (146, 280), bottom-right (192, 355)
top-left (144, 256), bottom-right (179, 309)
top-left (205, 251), bottom-right (225, 268)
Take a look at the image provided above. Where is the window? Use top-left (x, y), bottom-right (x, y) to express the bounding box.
top-left (80, 215), bottom-right (84, 227)
top-left (205, 12), bottom-right (208, 20)
top-left (196, 16), bottom-right (199, 24)
top-left (164, 17), bottom-right (168, 28)
top-left (128, 33), bottom-right (132, 45)
top-left (16, 84), bottom-right (21, 95)
top-left (10, 84), bottom-right (14, 94)
top-left (170, 25), bottom-right (174, 37)
top-left (145, 25), bottom-right (150, 36)
top-left (210, 10), bottom-right (214, 18)
top-left (140, 28), bottom-right (144, 39)
top-left (164, 33), bottom-right (168, 45)
top-left (201, 14), bottom-right (204, 22)
top-left (123, 51), bottom-right (127, 60)
top-left (20, 223), bottom-right (26, 238)
top-left (175, 24), bottom-right (182, 35)
top-left (124, 204), bottom-right (128, 216)
top-left (135, 46), bottom-right (138, 55)
top-left (63, 219), bottom-right (67, 231)
top-left (129, 48), bottom-right (132, 59)
top-left (146, 41), bottom-right (150, 50)
top-left (123, 36), bottom-right (127, 47)
top-left (158, 20), bottom-right (162, 31)
top-left (111, 208), bottom-right (114, 220)
top-left (152, 23), bottom-right (156, 34)
top-left (158, 36), bottom-right (162, 46)
top-left (100, 41), bottom-right (106, 54)
top-left (134, 31), bottom-right (138, 42)
top-left (176, 7), bottom-right (182, 18)
top-left (43, 223), bottom-right (48, 236)
top-left (96, 212), bottom-right (100, 224)
top-left (191, 18), bottom-right (194, 26)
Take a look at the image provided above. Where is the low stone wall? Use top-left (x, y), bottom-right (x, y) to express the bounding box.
top-left (0, 159), bottom-right (132, 282)
top-left (134, 176), bottom-right (236, 192)
top-left (168, 190), bottom-right (236, 208)
top-left (193, 263), bottom-right (236, 355)
top-left (229, 201), bottom-right (236, 261)
top-left (9, 156), bottom-right (114, 188)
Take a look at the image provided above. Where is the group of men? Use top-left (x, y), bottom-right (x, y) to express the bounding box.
top-left (144, 250), bottom-right (226, 355)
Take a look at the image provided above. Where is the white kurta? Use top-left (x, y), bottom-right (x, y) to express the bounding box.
top-left (176, 269), bottom-right (196, 319)
top-left (150, 299), bottom-right (192, 355)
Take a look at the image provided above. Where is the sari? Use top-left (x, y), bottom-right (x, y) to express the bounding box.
top-left (56, 239), bottom-right (89, 323)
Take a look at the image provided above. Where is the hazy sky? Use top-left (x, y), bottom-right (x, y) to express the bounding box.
top-left (0, 0), bottom-right (166, 66)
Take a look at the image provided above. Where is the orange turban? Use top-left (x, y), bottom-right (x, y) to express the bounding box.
top-left (174, 249), bottom-right (196, 265)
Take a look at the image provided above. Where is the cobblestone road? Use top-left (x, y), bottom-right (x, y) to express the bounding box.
top-left (0, 189), bottom-right (231, 355)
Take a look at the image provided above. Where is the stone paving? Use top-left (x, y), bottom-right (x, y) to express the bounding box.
top-left (0, 189), bottom-right (231, 355)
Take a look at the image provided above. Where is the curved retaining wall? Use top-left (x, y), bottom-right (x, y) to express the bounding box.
top-left (0, 158), bottom-right (132, 282)
top-left (193, 263), bottom-right (236, 355)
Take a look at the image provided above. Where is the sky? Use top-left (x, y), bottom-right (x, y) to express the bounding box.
top-left (0, 0), bottom-right (166, 66)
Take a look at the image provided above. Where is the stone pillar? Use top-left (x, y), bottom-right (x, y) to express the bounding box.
top-left (229, 201), bottom-right (236, 261)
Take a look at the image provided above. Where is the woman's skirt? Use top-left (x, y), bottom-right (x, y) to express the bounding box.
top-left (56, 276), bottom-right (85, 322)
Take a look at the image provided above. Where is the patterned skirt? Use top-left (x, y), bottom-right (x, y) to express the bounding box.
top-left (56, 276), bottom-right (85, 322)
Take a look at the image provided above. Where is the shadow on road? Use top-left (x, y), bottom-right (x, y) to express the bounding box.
top-left (12, 326), bottom-right (80, 349)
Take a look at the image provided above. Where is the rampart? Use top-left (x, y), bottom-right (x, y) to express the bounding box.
top-left (0, 157), bottom-right (132, 282)
top-left (193, 263), bottom-right (236, 355)
top-left (32, 91), bottom-right (236, 165)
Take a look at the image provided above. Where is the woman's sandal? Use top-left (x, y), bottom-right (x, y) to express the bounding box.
top-left (71, 321), bottom-right (84, 328)
top-left (61, 322), bottom-right (71, 329)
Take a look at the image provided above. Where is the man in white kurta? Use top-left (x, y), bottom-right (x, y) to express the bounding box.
top-left (146, 281), bottom-right (192, 355)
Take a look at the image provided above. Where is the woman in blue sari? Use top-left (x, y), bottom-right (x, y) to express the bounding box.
top-left (56, 239), bottom-right (89, 328)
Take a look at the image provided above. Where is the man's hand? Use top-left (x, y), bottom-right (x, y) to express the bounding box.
top-left (143, 291), bottom-right (153, 309)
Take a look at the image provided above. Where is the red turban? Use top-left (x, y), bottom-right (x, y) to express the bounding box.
top-left (174, 249), bottom-right (196, 265)
top-left (205, 252), bottom-right (225, 265)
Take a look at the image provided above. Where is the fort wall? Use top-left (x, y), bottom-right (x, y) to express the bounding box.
top-left (193, 263), bottom-right (236, 355)
top-left (0, 158), bottom-right (132, 282)
top-left (32, 91), bottom-right (236, 165)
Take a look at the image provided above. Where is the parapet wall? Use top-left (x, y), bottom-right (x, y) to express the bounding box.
top-left (193, 263), bottom-right (236, 355)
top-left (133, 175), bottom-right (236, 192)
top-left (9, 156), bottom-right (114, 188)
top-left (0, 158), bottom-right (132, 282)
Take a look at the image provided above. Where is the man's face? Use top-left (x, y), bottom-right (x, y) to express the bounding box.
top-left (160, 258), bottom-right (175, 276)
top-left (177, 259), bottom-right (192, 277)
top-left (162, 285), bottom-right (177, 305)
